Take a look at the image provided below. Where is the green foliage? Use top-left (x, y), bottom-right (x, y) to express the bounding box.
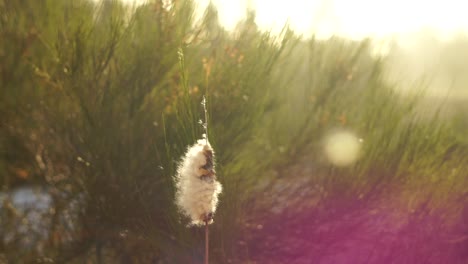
top-left (0, 0), bottom-right (467, 262)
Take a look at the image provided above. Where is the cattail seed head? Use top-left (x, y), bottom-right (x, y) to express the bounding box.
top-left (175, 139), bottom-right (222, 225)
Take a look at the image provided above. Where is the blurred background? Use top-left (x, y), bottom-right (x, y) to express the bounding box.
top-left (0, 0), bottom-right (467, 263)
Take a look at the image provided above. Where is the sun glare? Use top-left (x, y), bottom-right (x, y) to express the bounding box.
top-left (191, 0), bottom-right (468, 39)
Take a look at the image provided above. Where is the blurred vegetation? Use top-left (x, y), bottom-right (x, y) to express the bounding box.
top-left (0, 0), bottom-right (467, 262)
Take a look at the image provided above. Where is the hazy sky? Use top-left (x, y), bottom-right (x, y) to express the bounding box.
top-left (122, 0), bottom-right (468, 40)
top-left (194, 0), bottom-right (468, 39)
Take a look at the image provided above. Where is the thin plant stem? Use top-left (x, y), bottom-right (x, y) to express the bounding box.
top-left (205, 220), bottom-right (209, 264)
top-left (202, 96), bottom-right (209, 144)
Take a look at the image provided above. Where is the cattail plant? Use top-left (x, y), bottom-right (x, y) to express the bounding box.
top-left (174, 97), bottom-right (222, 264)
top-left (175, 136), bottom-right (222, 225)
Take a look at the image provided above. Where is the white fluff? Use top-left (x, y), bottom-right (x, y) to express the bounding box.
top-left (175, 139), bottom-right (222, 226)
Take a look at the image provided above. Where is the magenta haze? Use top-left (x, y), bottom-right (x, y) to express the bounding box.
top-left (243, 195), bottom-right (467, 264)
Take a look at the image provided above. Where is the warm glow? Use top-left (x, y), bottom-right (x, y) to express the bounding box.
top-left (193, 0), bottom-right (468, 39)
top-left (324, 131), bottom-right (362, 167)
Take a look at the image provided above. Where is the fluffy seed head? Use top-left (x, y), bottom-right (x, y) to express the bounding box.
top-left (175, 139), bottom-right (222, 226)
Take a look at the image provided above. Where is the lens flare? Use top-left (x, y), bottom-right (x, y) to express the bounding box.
top-left (324, 131), bottom-right (362, 166)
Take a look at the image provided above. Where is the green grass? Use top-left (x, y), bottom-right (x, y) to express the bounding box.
top-left (0, 0), bottom-right (467, 262)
